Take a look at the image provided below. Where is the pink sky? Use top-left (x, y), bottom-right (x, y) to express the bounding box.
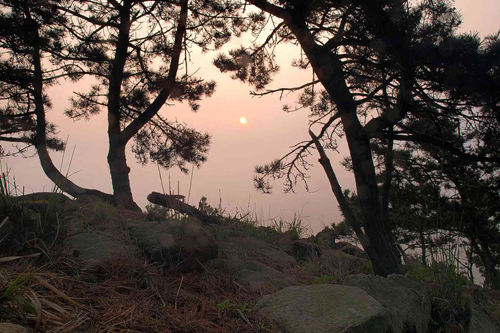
top-left (3, 1), bottom-right (499, 235)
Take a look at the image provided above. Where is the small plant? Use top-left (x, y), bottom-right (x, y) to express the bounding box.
top-left (239, 302), bottom-right (250, 313)
top-left (312, 275), bottom-right (336, 284)
top-left (0, 166), bottom-right (66, 251)
top-left (199, 196), bottom-right (225, 217)
top-left (406, 260), bottom-right (469, 332)
top-left (145, 203), bottom-right (170, 221)
top-left (216, 299), bottom-right (235, 316)
top-left (215, 300), bottom-right (250, 317)
top-left (0, 270), bottom-right (36, 320)
top-left (91, 199), bottom-right (116, 226)
top-left (269, 212), bottom-right (309, 241)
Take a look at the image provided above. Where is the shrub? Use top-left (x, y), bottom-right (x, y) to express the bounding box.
top-left (0, 167), bottom-right (65, 252)
top-left (406, 261), bottom-right (469, 332)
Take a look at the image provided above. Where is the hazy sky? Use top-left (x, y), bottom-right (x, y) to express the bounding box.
top-left (3, 1), bottom-right (499, 235)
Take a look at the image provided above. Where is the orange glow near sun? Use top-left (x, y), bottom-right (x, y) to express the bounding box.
top-left (239, 117), bottom-right (247, 124)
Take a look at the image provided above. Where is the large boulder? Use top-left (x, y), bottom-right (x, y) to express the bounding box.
top-left (217, 236), bottom-right (297, 272)
top-left (208, 259), bottom-right (298, 289)
top-left (256, 274), bottom-right (431, 333)
top-left (292, 240), bottom-right (368, 266)
top-left (468, 301), bottom-right (500, 333)
top-left (256, 284), bottom-right (389, 333)
top-left (463, 285), bottom-right (500, 333)
top-left (64, 230), bottom-right (138, 267)
top-left (129, 220), bottom-right (218, 272)
top-left (346, 274), bottom-right (431, 333)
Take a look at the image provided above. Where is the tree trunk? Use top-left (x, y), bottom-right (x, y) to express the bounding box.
top-left (30, 14), bottom-right (114, 204)
top-left (477, 237), bottom-right (500, 289)
top-left (246, 0), bottom-right (402, 275)
top-left (107, 142), bottom-right (140, 211)
top-left (105, 0), bottom-right (140, 211)
top-left (420, 230), bottom-right (427, 266)
top-left (36, 143), bottom-right (115, 203)
top-left (382, 128), bottom-right (394, 224)
top-left (309, 129), bottom-right (400, 275)
top-left (342, 112), bottom-right (401, 276)
top-left (290, 20), bottom-right (401, 277)
top-left (147, 191), bottom-right (221, 225)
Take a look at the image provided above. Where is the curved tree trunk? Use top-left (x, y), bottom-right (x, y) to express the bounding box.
top-left (30, 14), bottom-right (116, 206)
top-left (35, 143), bottom-right (116, 203)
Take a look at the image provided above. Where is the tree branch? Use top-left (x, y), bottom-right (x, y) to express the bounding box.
top-left (392, 132), bottom-right (500, 163)
top-left (250, 80), bottom-right (319, 98)
top-left (247, 0), bottom-right (289, 21)
top-left (147, 191), bottom-right (221, 225)
top-left (0, 136), bottom-right (31, 143)
top-left (121, 0), bottom-right (189, 142)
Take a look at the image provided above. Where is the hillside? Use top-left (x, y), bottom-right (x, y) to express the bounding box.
top-left (0, 193), bottom-right (499, 333)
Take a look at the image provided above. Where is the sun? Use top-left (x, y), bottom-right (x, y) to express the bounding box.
top-left (239, 117), bottom-right (247, 124)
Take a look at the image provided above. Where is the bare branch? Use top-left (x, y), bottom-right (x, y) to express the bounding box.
top-left (250, 80), bottom-right (320, 99)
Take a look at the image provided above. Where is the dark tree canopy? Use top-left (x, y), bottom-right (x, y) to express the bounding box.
top-left (0, 0), bottom-right (67, 154)
top-left (215, 0), bottom-right (499, 276)
top-left (0, 0), bottom-right (262, 209)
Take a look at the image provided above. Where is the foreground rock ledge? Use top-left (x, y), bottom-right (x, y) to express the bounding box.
top-left (346, 274), bottom-right (431, 333)
top-left (129, 220), bottom-right (218, 272)
top-left (256, 284), bottom-right (389, 333)
top-left (256, 274), bottom-right (431, 333)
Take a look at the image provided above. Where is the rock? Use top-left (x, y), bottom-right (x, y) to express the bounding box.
top-left (64, 230), bottom-right (137, 267)
top-left (208, 259), bottom-right (298, 289)
top-left (314, 227), bottom-right (338, 248)
top-left (292, 240), bottom-right (371, 279)
top-left (463, 285), bottom-right (500, 333)
top-left (256, 284), bottom-right (389, 333)
top-left (15, 192), bottom-right (72, 207)
top-left (292, 239), bottom-right (322, 262)
top-left (468, 301), bottom-right (500, 333)
top-left (318, 248), bottom-right (372, 275)
top-left (346, 274), bottom-right (431, 333)
top-left (0, 323), bottom-right (29, 333)
top-left (218, 237), bottom-right (297, 272)
top-left (129, 220), bottom-right (218, 272)
top-left (332, 241), bottom-right (368, 259)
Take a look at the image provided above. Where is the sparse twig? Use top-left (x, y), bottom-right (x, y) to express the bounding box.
top-left (174, 276), bottom-right (184, 310)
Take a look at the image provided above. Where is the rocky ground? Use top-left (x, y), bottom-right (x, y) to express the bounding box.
top-left (0, 194), bottom-right (499, 332)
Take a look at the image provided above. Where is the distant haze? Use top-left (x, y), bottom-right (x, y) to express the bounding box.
top-left (3, 0), bottom-right (499, 235)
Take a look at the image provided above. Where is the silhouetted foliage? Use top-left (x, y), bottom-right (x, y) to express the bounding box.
top-left (55, 0), bottom-right (268, 209)
top-left (0, 0), bottom-right (66, 154)
top-left (336, 115), bottom-right (500, 288)
top-left (0, 0), bottom-right (118, 202)
top-left (216, 0), bottom-right (499, 276)
top-left (1, 0), bottom-right (262, 209)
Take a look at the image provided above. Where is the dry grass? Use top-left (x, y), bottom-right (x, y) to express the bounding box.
top-left (0, 246), bottom-right (281, 333)
top-left (0, 194), bottom-right (308, 332)
top-left (297, 250), bottom-right (372, 285)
